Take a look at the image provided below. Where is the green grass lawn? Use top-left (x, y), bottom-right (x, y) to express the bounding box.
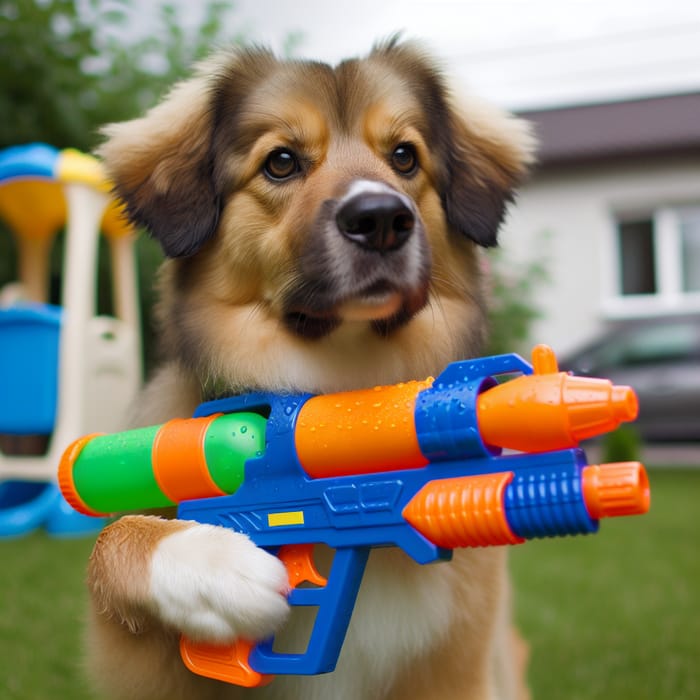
top-left (0, 468), bottom-right (698, 699)
top-left (0, 532), bottom-right (96, 699)
top-left (511, 468), bottom-right (700, 699)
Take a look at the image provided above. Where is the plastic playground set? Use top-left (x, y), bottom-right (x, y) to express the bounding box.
top-left (0, 143), bottom-right (142, 537)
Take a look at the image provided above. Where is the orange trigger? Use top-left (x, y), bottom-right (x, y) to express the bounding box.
top-left (278, 543), bottom-right (327, 588)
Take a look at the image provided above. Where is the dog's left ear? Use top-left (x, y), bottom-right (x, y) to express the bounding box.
top-left (437, 96), bottom-right (536, 247)
top-left (96, 65), bottom-right (220, 258)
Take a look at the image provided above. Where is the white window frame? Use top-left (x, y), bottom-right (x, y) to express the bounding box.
top-left (603, 204), bottom-right (700, 318)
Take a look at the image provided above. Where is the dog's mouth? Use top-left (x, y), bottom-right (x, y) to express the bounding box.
top-left (337, 280), bottom-right (403, 321)
top-left (283, 280), bottom-right (427, 340)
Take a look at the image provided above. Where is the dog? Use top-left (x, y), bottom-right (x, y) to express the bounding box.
top-left (87, 39), bottom-right (535, 700)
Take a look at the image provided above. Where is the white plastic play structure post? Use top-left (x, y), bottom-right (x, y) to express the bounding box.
top-left (51, 181), bottom-right (142, 452)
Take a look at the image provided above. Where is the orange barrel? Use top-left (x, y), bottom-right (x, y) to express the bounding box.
top-left (294, 379), bottom-right (433, 478)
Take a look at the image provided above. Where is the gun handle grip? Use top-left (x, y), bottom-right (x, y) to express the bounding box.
top-left (179, 637), bottom-right (273, 688)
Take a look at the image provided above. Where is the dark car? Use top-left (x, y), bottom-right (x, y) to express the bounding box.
top-left (560, 314), bottom-right (700, 442)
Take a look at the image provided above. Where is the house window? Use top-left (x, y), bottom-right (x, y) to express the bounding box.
top-left (680, 211), bottom-right (700, 292)
top-left (618, 219), bottom-right (655, 295)
top-left (612, 206), bottom-right (700, 311)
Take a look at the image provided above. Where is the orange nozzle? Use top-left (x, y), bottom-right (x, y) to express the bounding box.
top-left (402, 472), bottom-right (524, 548)
top-left (476, 345), bottom-right (639, 452)
top-left (582, 462), bottom-right (650, 519)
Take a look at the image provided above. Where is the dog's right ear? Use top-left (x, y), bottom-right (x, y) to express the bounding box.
top-left (437, 95), bottom-right (536, 248)
top-left (97, 72), bottom-right (219, 258)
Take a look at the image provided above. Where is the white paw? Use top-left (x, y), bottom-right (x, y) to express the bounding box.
top-left (148, 523), bottom-right (290, 643)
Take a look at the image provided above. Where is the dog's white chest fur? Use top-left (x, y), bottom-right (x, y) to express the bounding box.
top-left (259, 548), bottom-right (459, 700)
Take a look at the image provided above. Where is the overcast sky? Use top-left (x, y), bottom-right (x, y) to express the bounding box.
top-left (181, 0), bottom-right (700, 110)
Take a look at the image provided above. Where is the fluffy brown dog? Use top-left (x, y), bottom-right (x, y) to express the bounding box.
top-left (89, 40), bottom-right (534, 700)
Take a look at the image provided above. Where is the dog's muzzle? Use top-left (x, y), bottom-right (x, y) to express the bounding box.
top-left (283, 180), bottom-right (431, 340)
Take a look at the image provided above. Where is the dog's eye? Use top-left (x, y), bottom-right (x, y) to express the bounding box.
top-left (391, 143), bottom-right (418, 175)
top-left (263, 149), bottom-right (301, 180)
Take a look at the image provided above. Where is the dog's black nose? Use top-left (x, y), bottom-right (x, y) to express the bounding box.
top-left (336, 193), bottom-right (415, 252)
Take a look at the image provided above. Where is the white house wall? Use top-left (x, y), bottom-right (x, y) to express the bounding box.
top-left (500, 155), bottom-right (700, 356)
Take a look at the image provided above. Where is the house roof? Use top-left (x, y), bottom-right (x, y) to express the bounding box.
top-left (518, 92), bottom-right (700, 167)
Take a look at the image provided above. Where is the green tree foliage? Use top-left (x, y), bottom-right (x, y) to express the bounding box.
top-left (601, 425), bottom-right (643, 464)
top-left (485, 237), bottom-right (550, 355)
top-left (0, 0), bottom-right (242, 151)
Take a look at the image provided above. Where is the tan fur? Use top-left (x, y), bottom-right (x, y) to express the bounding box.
top-left (87, 515), bottom-right (190, 634)
top-left (89, 41), bottom-right (534, 700)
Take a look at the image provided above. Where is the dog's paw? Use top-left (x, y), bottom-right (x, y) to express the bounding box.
top-left (148, 523), bottom-right (290, 642)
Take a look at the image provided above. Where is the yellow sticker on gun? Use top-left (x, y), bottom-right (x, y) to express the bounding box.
top-left (268, 511), bottom-right (305, 527)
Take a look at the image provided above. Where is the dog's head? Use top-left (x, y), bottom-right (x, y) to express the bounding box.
top-left (99, 41), bottom-right (534, 394)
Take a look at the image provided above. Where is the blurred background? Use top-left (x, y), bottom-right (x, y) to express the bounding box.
top-left (3, 0), bottom-right (700, 442)
top-left (1, 1), bottom-right (699, 698)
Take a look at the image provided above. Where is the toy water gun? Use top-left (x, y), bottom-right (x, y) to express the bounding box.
top-left (58, 344), bottom-right (650, 687)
